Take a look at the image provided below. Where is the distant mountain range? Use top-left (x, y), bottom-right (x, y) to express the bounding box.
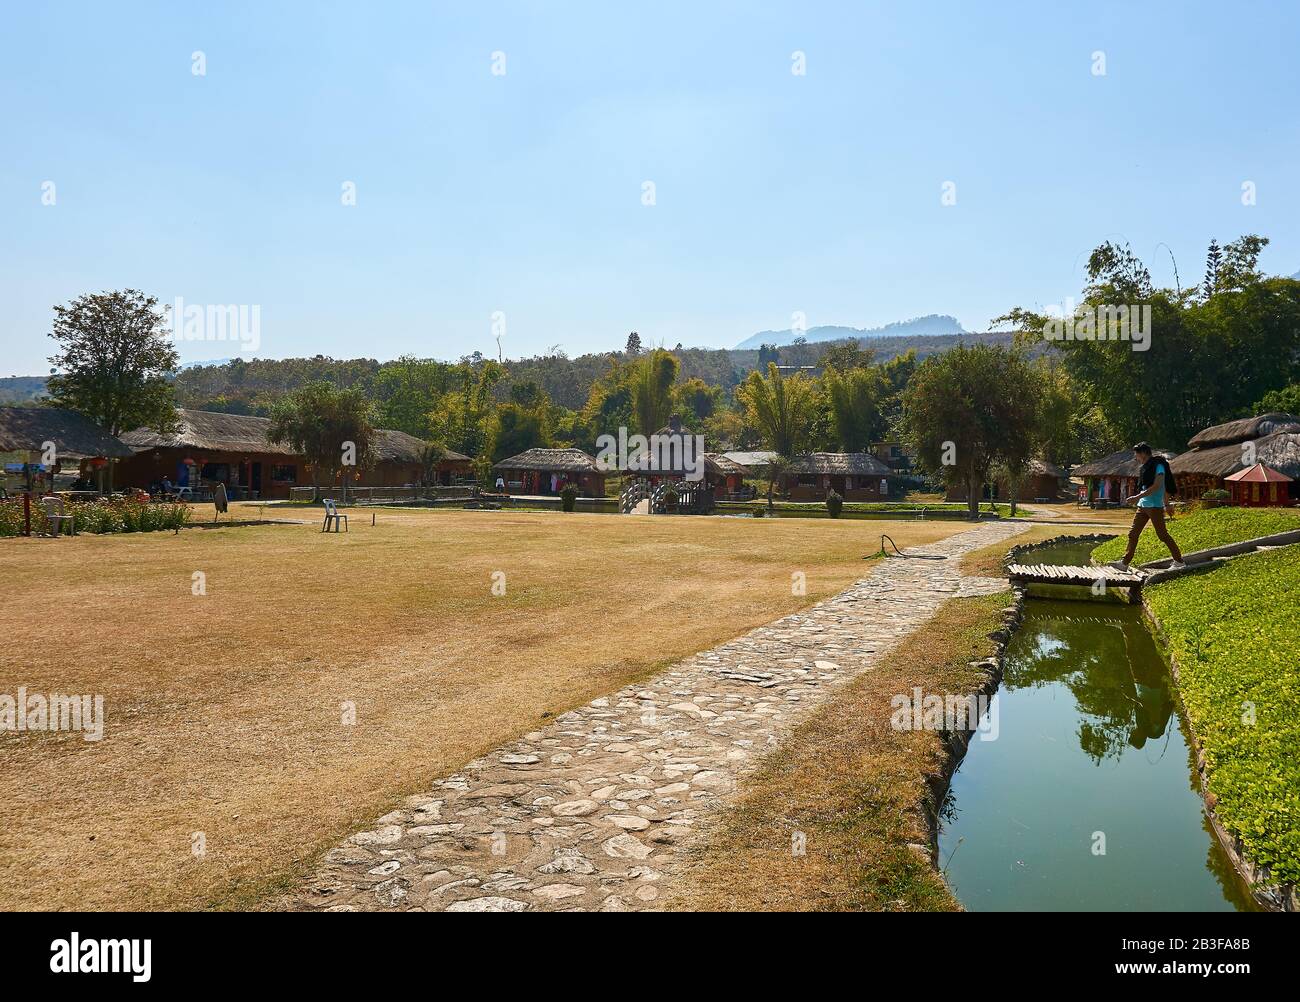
top-left (734, 314), bottom-right (965, 350)
top-left (0, 375), bottom-right (48, 405)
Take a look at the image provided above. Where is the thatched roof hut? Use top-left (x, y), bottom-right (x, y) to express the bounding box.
top-left (117, 408), bottom-right (465, 498)
top-left (493, 447), bottom-right (600, 473)
top-left (1173, 413), bottom-right (1300, 501)
top-left (788, 452), bottom-right (893, 477)
top-left (492, 447), bottom-right (605, 497)
top-left (1186, 412), bottom-right (1300, 449)
top-left (0, 406), bottom-right (132, 459)
top-left (1172, 431), bottom-right (1300, 480)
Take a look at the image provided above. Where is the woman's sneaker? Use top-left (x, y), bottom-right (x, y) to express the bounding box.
top-left (1105, 561), bottom-right (1131, 571)
top-left (1169, 560), bottom-right (1187, 570)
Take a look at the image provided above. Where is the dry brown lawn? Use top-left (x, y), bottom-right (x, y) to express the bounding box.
top-left (668, 591), bottom-right (1009, 911)
top-left (0, 507), bottom-right (970, 911)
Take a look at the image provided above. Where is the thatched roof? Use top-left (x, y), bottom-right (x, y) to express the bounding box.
top-left (0, 406), bottom-right (133, 459)
top-left (493, 447), bottom-right (600, 473)
top-left (121, 408), bottom-right (456, 464)
top-left (704, 453), bottom-right (748, 477)
top-left (1187, 412), bottom-right (1300, 449)
top-left (1025, 458), bottom-right (1070, 480)
top-left (789, 452), bottom-right (894, 476)
top-left (121, 408), bottom-right (299, 455)
top-left (372, 430), bottom-right (469, 465)
top-left (1172, 432), bottom-right (1300, 479)
top-left (723, 450), bottom-right (780, 470)
top-left (1073, 448), bottom-right (1180, 478)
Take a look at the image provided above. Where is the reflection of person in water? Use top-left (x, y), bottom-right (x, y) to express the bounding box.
top-left (1128, 680), bottom-right (1174, 748)
top-left (1121, 618), bottom-right (1174, 749)
top-left (1028, 611), bottom-right (1175, 763)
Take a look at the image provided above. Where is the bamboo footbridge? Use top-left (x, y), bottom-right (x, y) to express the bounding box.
top-left (1005, 563), bottom-right (1145, 587)
top-left (1005, 561), bottom-right (1146, 601)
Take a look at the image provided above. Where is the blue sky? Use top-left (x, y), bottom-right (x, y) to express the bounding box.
top-left (3, 1), bottom-right (1298, 374)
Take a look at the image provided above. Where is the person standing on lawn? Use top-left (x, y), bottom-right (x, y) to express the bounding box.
top-left (1109, 442), bottom-right (1186, 572)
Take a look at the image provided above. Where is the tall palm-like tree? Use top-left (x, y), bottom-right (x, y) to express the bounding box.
top-left (737, 363), bottom-right (815, 458)
top-left (631, 348), bottom-right (679, 436)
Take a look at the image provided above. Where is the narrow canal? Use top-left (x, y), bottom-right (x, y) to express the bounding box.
top-left (939, 540), bottom-right (1256, 911)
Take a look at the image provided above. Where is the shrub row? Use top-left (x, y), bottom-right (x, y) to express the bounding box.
top-left (0, 497), bottom-right (192, 537)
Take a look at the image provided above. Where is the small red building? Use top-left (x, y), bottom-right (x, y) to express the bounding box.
top-left (1224, 463), bottom-right (1294, 507)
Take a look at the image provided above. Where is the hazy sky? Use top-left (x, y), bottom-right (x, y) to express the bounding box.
top-left (3, 0), bottom-right (1298, 374)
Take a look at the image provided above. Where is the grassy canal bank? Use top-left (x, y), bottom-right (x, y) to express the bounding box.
top-left (1093, 507), bottom-right (1300, 906)
top-left (1129, 554), bottom-right (1299, 904)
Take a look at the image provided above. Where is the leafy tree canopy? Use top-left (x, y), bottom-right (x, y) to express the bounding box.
top-left (46, 289), bottom-right (179, 436)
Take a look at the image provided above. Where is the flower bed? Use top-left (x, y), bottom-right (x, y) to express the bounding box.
top-left (0, 496), bottom-right (192, 537)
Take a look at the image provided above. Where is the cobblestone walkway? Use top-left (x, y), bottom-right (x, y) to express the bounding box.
top-left (290, 520), bottom-right (1028, 912)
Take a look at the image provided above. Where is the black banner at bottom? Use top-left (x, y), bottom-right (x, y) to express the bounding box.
top-left (0, 911), bottom-right (1281, 986)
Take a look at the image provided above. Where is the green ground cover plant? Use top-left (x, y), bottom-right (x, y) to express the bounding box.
top-left (1142, 547), bottom-right (1300, 885)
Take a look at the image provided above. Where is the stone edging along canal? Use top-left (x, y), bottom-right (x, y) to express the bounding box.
top-left (926, 531), bottom-right (1296, 913)
top-left (920, 577), bottom-right (1027, 879)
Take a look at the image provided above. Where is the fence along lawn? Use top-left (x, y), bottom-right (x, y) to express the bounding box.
top-left (0, 508), bottom-right (968, 910)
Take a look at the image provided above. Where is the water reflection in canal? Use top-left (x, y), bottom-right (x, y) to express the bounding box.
top-left (939, 543), bottom-right (1256, 911)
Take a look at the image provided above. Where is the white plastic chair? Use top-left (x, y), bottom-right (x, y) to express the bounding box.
top-left (322, 498), bottom-right (348, 533)
top-left (42, 496), bottom-right (75, 537)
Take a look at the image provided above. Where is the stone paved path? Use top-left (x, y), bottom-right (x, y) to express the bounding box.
top-left (289, 520), bottom-right (1028, 912)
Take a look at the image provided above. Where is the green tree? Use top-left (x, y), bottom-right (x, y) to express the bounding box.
top-left (492, 401), bottom-right (550, 461)
top-left (625, 331), bottom-right (642, 355)
top-left (673, 377), bottom-right (720, 423)
top-left (1000, 235), bottom-right (1300, 447)
top-left (824, 365), bottom-right (887, 450)
top-left (1216, 234), bottom-right (1269, 291)
top-left (429, 360), bottom-right (503, 457)
top-left (901, 345), bottom-right (1039, 519)
top-left (876, 349), bottom-right (919, 430)
top-left (737, 363), bottom-right (816, 458)
top-left (417, 441), bottom-right (447, 487)
top-left (508, 379), bottom-right (545, 408)
top-left (372, 355), bottom-right (453, 437)
top-left (1253, 383), bottom-right (1300, 416)
top-left (820, 339), bottom-right (874, 372)
top-left (763, 455), bottom-right (791, 516)
top-left (579, 361), bottom-right (635, 450)
top-left (46, 289), bottom-right (179, 437)
top-left (267, 382), bottom-right (377, 495)
top-left (1202, 238), bottom-right (1223, 299)
top-left (631, 348), bottom-right (679, 435)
